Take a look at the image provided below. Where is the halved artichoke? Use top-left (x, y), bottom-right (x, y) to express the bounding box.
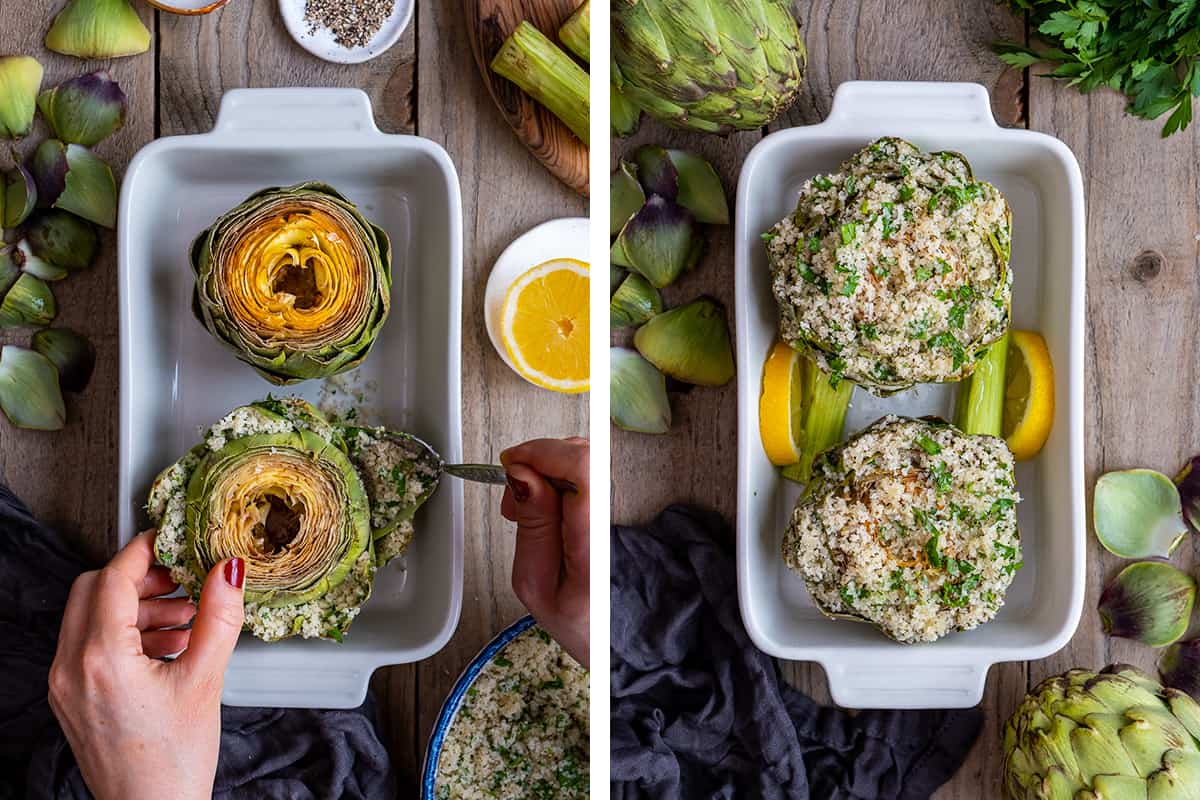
top-left (147, 398), bottom-right (440, 642)
top-left (191, 182), bottom-right (392, 385)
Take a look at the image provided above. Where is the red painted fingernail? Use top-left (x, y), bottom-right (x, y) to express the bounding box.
top-left (507, 476), bottom-right (530, 502)
top-left (224, 557), bottom-right (244, 589)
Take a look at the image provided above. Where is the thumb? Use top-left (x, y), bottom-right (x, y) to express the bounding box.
top-left (177, 557), bottom-right (245, 681)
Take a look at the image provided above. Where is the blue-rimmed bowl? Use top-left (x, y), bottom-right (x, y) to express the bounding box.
top-left (420, 615), bottom-right (536, 798)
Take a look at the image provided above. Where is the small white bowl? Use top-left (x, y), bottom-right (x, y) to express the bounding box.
top-left (278, 0), bottom-right (414, 64)
top-left (483, 217), bottom-right (590, 383)
top-left (145, 0), bottom-right (230, 12)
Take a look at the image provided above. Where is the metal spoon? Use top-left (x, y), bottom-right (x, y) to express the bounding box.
top-left (391, 431), bottom-right (578, 494)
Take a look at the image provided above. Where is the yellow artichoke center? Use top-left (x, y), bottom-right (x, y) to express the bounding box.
top-left (222, 205), bottom-right (373, 344)
top-left (208, 452), bottom-right (348, 592)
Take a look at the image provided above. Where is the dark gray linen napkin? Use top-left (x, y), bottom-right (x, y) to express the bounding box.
top-left (0, 483), bottom-right (396, 800)
top-left (611, 505), bottom-right (983, 800)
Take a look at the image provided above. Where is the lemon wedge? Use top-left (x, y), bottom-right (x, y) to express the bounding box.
top-left (759, 341), bottom-right (804, 466)
top-left (1003, 330), bottom-right (1054, 460)
top-left (500, 258), bottom-right (590, 394)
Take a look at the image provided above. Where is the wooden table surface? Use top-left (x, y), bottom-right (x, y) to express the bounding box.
top-left (2, 0), bottom-right (586, 792)
top-left (612, 2), bottom-right (1200, 796)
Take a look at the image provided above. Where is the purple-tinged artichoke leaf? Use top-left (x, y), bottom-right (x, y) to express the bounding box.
top-left (611, 160), bottom-right (645, 237)
top-left (1176, 456), bottom-right (1200, 536)
top-left (37, 70), bottom-right (127, 147)
top-left (0, 56), bottom-right (43, 139)
top-left (0, 345), bottom-right (64, 430)
top-left (1160, 640), bottom-right (1200, 701)
top-left (3, 166), bottom-right (37, 228)
top-left (633, 145), bottom-right (679, 200)
top-left (28, 140), bottom-right (115, 228)
top-left (17, 210), bottom-right (99, 281)
top-left (32, 328), bottom-right (95, 393)
top-left (1099, 561), bottom-right (1196, 647)
top-left (618, 194), bottom-right (695, 288)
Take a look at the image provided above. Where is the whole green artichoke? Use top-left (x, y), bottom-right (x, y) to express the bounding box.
top-left (190, 181), bottom-right (391, 385)
top-left (1003, 665), bottom-right (1200, 799)
top-left (611, 0), bottom-right (806, 135)
top-left (148, 397), bottom-right (441, 642)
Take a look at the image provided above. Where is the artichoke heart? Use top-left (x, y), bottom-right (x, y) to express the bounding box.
top-left (191, 182), bottom-right (392, 385)
top-left (148, 398), bottom-right (440, 642)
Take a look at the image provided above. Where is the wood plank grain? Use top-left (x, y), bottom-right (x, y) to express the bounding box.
top-left (1026, 69), bottom-right (1200, 689)
top-left (465, 0), bottom-right (589, 196)
top-left (416, 0), bottom-right (588, 795)
top-left (0, 0), bottom-right (156, 565)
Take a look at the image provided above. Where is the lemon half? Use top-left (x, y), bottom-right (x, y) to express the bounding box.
top-left (500, 258), bottom-right (590, 394)
top-left (1003, 330), bottom-right (1055, 460)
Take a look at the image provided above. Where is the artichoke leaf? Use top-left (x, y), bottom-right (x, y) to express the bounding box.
top-left (37, 70), bottom-right (127, 147)
top-left (0, 345), bottom-right (65, 430)
top-left (0, 56), bottom-right (43, 139)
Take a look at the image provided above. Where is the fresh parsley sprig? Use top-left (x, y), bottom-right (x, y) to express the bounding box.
top-left (996, 0), bottom-right (1200, 136)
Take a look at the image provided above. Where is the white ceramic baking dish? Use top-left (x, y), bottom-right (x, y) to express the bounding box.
top-left (735, 82), bottom-right (1085, 709)
top-left (118, 88), bottom-right (463, 709)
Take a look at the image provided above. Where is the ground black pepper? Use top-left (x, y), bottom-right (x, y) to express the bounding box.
top-left (305, 0), bottom-right (394, 50)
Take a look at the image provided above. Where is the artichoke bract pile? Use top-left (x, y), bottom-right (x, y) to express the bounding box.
top-left (782, 416), bottom-right (1021, 643)
top-left (766, 137), bottom-right (1013, 395)
top-left (148, 398), bottom-right (440, 642)
top-left (190, 182), bottom-right (391, 385)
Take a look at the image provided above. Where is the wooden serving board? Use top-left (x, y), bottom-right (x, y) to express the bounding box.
top-left (465, 0), bottom-right (590, 196)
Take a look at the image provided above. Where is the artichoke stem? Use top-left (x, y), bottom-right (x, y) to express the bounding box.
top-left (955, 332), bottom-right (1009, 437)
top-left (558, 1), bottom-right (590, 62)
top-left (796, 355), bottom-right (854, 483)
top-left (491, 21), bottom-right (591, 145)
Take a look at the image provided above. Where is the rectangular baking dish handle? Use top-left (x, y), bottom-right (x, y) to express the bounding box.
top-left (825, 81), bottom-right (998, 130)
top-left (823, 661), bottom-right (988, 709)
top-left (222, 664), bottom-right (371, 709)
top-left (213, 87), bottom-right (382, 135)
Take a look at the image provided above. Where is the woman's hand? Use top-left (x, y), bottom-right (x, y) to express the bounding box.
top-left (48, 531), bottom-right (245, 800)
top-left (500, 437), bottom-right (589, 667)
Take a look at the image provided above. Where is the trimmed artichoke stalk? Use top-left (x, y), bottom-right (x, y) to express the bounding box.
top-left (1176, 455), bottom-right (1200, 536)
top-left (490, 21), bottom-right (590, 145)
top-left (16, 210), bottom-right (99, 281)
top-left (147, 399), bottom-right (440, 642)
top-left (558, 0), bottom-right (589, 62)
top-left (615, 194), bottom-right (694, 288)
top-left (633, 146), bottom-right (729, 225)
top-left (611, 161), bottom-right (644, 237)
top-left (0, 345), bottom-right (65, 431)
top-left (191, 182), bottom-right (392, 385)
top-left (1094, 468), bottom-right (1188, 558)
top-left (45, 0), bottom-right (151, 59)
top-left (2, 166), bottom-right (37, 228)
top-left (781, 353), bottom-right (855, 485)
top-left (0, 56), bottom-right (43, 139)
top-left (611, 347), bottom-right (670, 434)
top-left (1160, 640), bottom-right (1200, 701)
top-left (610, 272), bottom-right (661, 329)
top-left (0, 272), bottom-right (57, 328)
top-left (32, 328), bottom-right (95, 392)
top-left (634, 297), bottom-right (734, 387)
top-left (1003, 665), bottom-right (1200, 799)
top-left (37, 70), bottom-right (127, 147)
top-left (1099, 562), bottom-right (1196, 647)
top-left (29, 139), bottom-right (117, 229)
top-left (954, 333), bottom-right (1009, 437)
top-left (612, 0), bottom-right (806, 134)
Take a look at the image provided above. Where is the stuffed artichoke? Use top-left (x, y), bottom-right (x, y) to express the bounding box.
top-left (782, 416), bottom-right (1021, 643)
top-left (148, 397), bottom-right (440, 642)
top-left (766, 137), bottom-right (1012, 395)
top-left (191, 182), bottom-right (391, 385)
